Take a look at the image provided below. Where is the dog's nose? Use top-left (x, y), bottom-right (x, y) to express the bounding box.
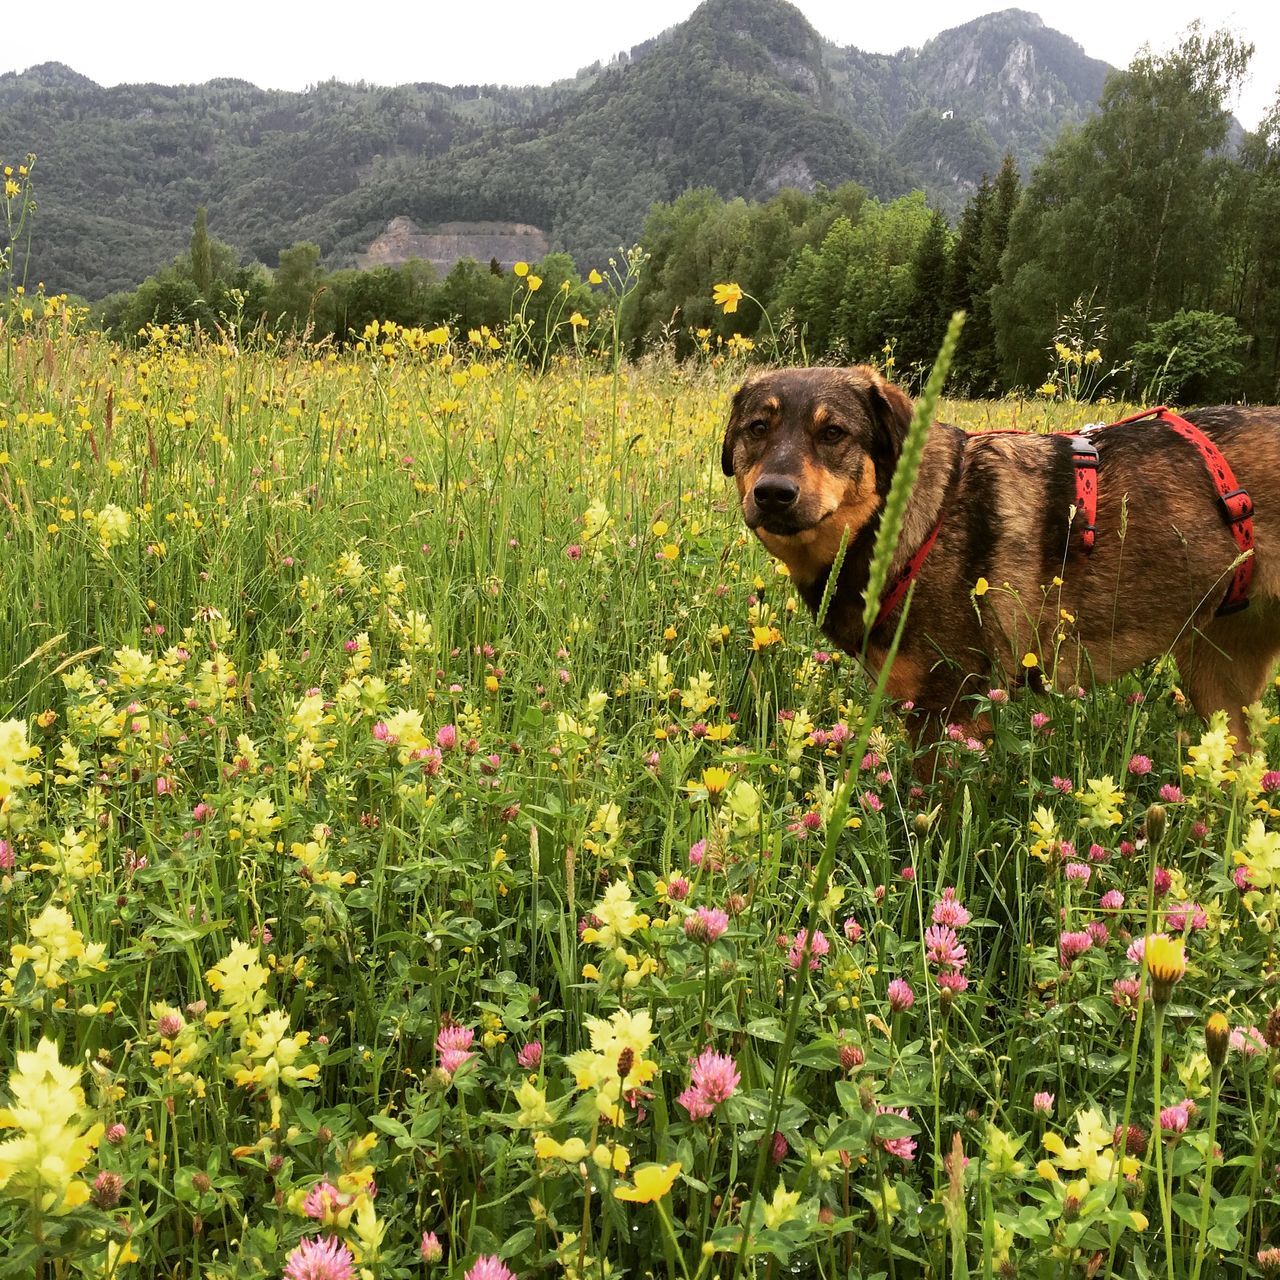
top-left (753, 475), bottom-right (800, 509)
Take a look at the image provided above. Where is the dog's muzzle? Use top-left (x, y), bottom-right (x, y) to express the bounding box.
top-left (749, 474), bottom-right (818, 535)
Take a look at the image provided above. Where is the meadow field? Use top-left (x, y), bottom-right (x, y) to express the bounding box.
top-left (1, 292), bottom-right (1279, 1280)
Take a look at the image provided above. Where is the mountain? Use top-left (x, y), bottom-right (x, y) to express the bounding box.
top-left (0, 2), bottom-right (1115, 299)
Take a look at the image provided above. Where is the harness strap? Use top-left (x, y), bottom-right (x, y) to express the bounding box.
top-left (871, 404), bottom-right (1256, 629)
top-left (874, 515), bottom-right (944, 633)
top-left (1068, 435), bottom-right (1099, 553)
top-left (1106, 406), bottom-right (1255, 615)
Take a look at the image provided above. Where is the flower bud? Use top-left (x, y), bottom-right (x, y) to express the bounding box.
top-left (1145, 803), bottom-right (1167, 847)
top-left (839, 1043), bottom-right (865, 1072)
top-left (1265, 1007), bottom-right (1280, 1051)
top-left (92, 1171), bottom-right (123, 1209)
top-left (1205, 1012), bottom-right (1231, 1068)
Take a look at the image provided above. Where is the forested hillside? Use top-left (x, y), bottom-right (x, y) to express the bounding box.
top-left (0, 0), bottom-right (1112, 298)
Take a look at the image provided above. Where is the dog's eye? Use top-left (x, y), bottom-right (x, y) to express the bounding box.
top-left (745, 420), bottom-right (769, 439)
top-left (819, 425), bottom-right (846, 444)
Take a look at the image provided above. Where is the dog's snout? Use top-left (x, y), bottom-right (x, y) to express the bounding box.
top-left (753, 475), bottom-right (800, 509)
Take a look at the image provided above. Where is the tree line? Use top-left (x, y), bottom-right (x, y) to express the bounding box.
top-left (94, 26), bottom-right (1280, 402)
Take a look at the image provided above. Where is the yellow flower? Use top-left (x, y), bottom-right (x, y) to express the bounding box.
top-left (588, 269), bottom-right (603, 285)
top-left (206, 940), bottom-right (269, 1025)
top-left (513, 261), bottom-right (529, 277)
top-left (0, 1038), bottom-right (104, 1213)
top-left (1143, 934), bottom-right (1186, 1004)
top-left (4, 904), bottom-right (107, 994)
top-left (513, 1080), bottom-right (555, 1129)
top-left (569, 312), bottom-right (588, 329)
top-left (580, 880), bottom-right (649, 949)
top-left (95, 503), bottom-right (132, 550)
top-left (527, 275), bottom-right (543, 292)
top-left (712, 282), bottom-right (744, 314)
top-left (614, 1161), bottom-right (680, 1203)
top-left (1206, 1012), bottom-right (1230, 1066)
top-left (700, 766), bottom-right (731, 797)
top-left (1233, 818), bottom-right (1280, 889)
top-left (762, 1180), bottom-right (802, 1228)
top-left (1022, 652), bottom-right (1038, 669)
top-left (1185, 712), bottom-right (1237, 788)
top-left (535, 1135), bottom-right (588, 1163)
top-left (974, 577), bottom-right (989, 597)
top-left (1039, 1108), bottom-right (1137, 1186)
top-left (1076, 776), bottom-right (1125, 831)
top-left (0, 717), bottom-right (42, 817)
top-left (592, 1142), bottom-right (630, 1172)
top-left (565, 1009), bottom-right (659, 1124)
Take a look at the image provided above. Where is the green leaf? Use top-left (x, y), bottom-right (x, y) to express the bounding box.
top-left (369, 1114), bottom-right (410, 1140)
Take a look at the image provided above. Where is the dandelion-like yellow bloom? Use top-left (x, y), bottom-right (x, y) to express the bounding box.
top-left (0, 1038), bottom-right (104, 1213)
top-left (1205, 1012), bottom-right (1230, 1067)
top-left (700, 766), bottom-right (731, 797)
top-left (712, 282), bottom-right (744, 314)
top-left (1143, 935), bottom-right (1186, 1005)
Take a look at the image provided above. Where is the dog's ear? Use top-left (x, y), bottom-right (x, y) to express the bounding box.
top-left (721, 382), bottom-right (750, 476)
top-left (860, 367), bottom-right (914, 460)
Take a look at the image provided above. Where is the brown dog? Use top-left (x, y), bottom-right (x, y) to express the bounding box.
top-left (722, 365), bottom-right (1280, 751)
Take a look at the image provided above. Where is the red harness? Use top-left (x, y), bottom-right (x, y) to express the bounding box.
top-left (874, 406), bottom-right (1256, 632)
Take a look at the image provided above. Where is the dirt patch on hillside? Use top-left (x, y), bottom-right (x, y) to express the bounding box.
top-left (358, 216), bottom-right (552, 272)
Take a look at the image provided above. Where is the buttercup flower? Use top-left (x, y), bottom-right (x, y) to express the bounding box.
top-left (614, 1161), bottom-right (681, 1203)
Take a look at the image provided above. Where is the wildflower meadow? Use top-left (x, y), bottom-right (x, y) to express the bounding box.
top-left (4, 178), bottom-right (1280, 1280)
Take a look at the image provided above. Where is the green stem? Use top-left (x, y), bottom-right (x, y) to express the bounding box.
top-left (1244, 1050), bottom-right (1277, 1267)
top-left (654, 1199), bottom-right (693, 1280)
top-left (1190, 1064), bottom-right (1222, 1280)
top-left (1152, 1008), bottom-right (1175, 1280)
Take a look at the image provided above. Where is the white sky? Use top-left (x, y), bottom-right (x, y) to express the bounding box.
top-left (4, 0), bottom-right (1277, 130)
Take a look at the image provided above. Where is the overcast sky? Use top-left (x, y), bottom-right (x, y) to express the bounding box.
top-left (5, 0), bottom-right (1277, 130)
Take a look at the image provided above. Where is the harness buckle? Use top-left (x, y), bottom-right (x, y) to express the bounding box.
top-left (1069, 437), bottom-right (1099, 467)
top-left (1217, 487), bottom-right (1253, 525)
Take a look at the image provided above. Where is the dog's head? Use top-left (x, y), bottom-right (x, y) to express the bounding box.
top-left (721, 365), bottom-right (914, 583)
